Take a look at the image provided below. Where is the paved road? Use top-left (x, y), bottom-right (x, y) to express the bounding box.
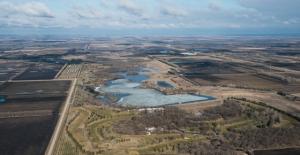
top-left (45, 78), bottom-right (77, 155)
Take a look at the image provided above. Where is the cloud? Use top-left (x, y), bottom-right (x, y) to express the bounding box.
top-left (208, 2), bottom-right (222, 11)
top-left (118, 0), bottom-right (143, 16)
top-left (71, 6), bottom-right (102, 19)
top-left (19, 2), bottom-right (54, 18)
top-left (236, 0), bottom-right (300, 28)
top-left (0, 1), bottom-right (56, 28)
top-left (160, 6), bottom-right (187, 17)
top-left (0, 1), bottom-right (54, 18)
top-left (238, 0), bottom-right (300, 18)
top-left (0, 0), bottom-right (299, 33)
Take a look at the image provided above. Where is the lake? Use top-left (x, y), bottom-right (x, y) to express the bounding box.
top-left (95, 69), bottom-right (214, 107)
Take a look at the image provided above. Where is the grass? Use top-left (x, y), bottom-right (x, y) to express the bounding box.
top-left (62, 105), bottom-right (138, 153)
top-left (235, 99), bottom-right (298, 127)
top-left (67, 108), bottom-right (91, 150)
top-left (56, 105), bottom-right (208, 154)
top-left (138, 135), bottom-right (207, 154)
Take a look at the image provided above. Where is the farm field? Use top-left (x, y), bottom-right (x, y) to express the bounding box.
top-left (13, 63), bottom-right (62, 80)
top-left (0, 80), bottom-right (71, 155)
top-left (167, 57), bottom-right (300, 93)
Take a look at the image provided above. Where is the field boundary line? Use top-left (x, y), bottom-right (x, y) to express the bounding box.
top-left (55, 64), bottom-right (67, 79)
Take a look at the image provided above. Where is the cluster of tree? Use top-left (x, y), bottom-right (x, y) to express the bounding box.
top-left (139, 137), bottom-right (237, 155)
top-left (199, 99), bottom-right (282, 131)
top-left (176, 140), bottom-right (236, 155)
top-left (277, 91), bottom-right (300, 101)
top-left (113, 99), bottom-right (300, 154)
top-left (114, 107), bottom-right (193, 134)
top-left (225, 125), bottom-right (300, 150)
top-left (231, 97), bottom-right (300, 121)
top-left (114, 99), bottom-right (283, 135)
top-left (252, 109), bottom-right (281, 128)
top-left (257, 73), bottom-right (290, 84)
top-left (201, 100), bottom-right (244, 120)
top-left (115, 101), bottom-right (244, 135)
top-left (277, 91), bottom-right (287, 96)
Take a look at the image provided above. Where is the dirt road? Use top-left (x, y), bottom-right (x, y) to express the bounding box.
top-left (45, 78), bottom-right (77, 155)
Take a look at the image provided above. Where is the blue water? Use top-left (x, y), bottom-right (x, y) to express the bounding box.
top-left (0, 96), bottom-right (6, 104)
top-left (96, 71), bottom-right (214, 107)
top-left (157, 81), bottom-right (174, 88)
top-left (124, 74), bottom-right (148, 83)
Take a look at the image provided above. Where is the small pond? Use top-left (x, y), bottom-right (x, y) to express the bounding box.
top-left (157, 81), bottom-right (174, 88)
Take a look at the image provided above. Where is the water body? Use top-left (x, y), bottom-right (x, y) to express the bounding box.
top-left (157, 81), bottom-right (174, 88)
top-left (96, 70), bottom-right (214, 107)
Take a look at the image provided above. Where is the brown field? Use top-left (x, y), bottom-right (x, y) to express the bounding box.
top-left (0, 80), bottom-right (71, 155)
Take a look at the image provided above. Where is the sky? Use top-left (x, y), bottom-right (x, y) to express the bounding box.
top-left (0, 0), bottom-right (299, 36)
